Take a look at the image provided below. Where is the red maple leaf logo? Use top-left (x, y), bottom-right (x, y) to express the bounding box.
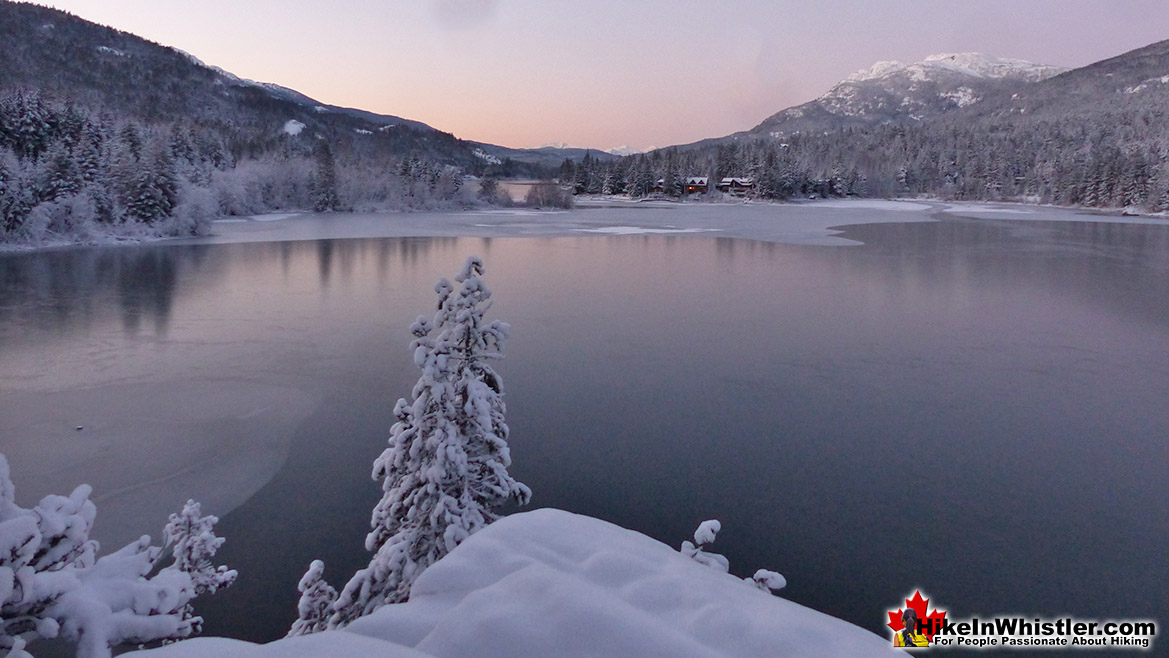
top-left (887, 590), bottom-right (947, 641)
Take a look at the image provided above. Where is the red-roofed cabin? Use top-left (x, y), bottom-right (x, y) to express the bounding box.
top-left (685, 177), bottom-right (709, 194)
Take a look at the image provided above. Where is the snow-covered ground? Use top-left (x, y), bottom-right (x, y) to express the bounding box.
top-left (139, 509), bottom-right (898, 658)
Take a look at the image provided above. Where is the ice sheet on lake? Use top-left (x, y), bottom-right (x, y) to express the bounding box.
top-left (798, 199), bottom-right (934, 211)
top-left (177, 199), bottom-right (1169, 250)
top-left (940, 203), bottom-right (1035, 215)
top-left (575, 226), bottom-right (722, 235)
top-left (938, 203), bottom-right (1169, 224)
top-left (248, 213), bottom-right (302, 222)
top-left (192, 201), bottom-right (942, 247)
top-left (0, 380), bottom-right (317, 548)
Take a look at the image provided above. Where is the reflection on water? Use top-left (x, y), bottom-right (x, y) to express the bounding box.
top-left (0, 220), bottom-right (1167, 653)
top-left (0, 245), bottom-right (209, 342)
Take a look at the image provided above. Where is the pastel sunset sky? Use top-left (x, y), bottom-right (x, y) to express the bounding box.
top-left (35, 0), bottom-right (1169, 151)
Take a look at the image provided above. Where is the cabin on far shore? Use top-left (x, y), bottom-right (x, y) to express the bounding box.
top-left (685, 176), bottom-right (709, 194)
top-left (716, 177), bottom-right (755, 196)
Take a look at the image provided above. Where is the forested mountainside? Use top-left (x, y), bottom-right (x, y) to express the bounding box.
top-left (0, 1), bottom-right (577, 242)
top-left (0, 2), bottom-right (494, 166)
top-left (569, 39), bottom-right (1169, 211)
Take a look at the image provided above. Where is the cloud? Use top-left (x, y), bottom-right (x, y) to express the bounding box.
top-left (432, 0), bottom-right (498, 30)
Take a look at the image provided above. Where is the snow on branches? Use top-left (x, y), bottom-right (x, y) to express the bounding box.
top-left (286, 560), bottom-right (336, 638)
top-left (304, 256), bottom-right (531, 632)
top-left (0, 455), bottom-right (234, 658)
top-left (163, 500), bottom-right (238, 596)
top-left (680, 519), bottom-right (730, 572)
top-left (680, 519), bottom-right (786, 594)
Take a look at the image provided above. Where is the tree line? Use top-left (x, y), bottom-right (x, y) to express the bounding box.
top-left (0, 91), bottom-right (478, 243)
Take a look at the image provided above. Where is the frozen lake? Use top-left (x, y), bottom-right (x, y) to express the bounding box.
top-left (1, 201), bottom-right (1167, 648)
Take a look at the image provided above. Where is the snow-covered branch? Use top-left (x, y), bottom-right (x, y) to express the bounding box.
top-left (0, 455), bottom-right (235, 658)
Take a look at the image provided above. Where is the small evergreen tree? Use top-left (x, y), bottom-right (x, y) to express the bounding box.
top-left (325, 256), bottom-right (530, 627)
top-left (163, 499), bottom-right (238, 597)
top-left (287, 560), bottom-right (337, 637)
top-left (312, 140), bottom-right (339, 212)
top-left (477, 174), bottom-right (500, 204)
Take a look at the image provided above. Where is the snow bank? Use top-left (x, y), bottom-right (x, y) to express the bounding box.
top-left (139, 509), bottom-right (896, 658)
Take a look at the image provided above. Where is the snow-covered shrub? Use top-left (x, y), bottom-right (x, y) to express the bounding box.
top-left (680, 519), bottom-right (787, 594)
top-left (15, 200), bottom-right (53, 242)
top-left (12, 193), bottom-right (102, 243)
top-left (680, 519), bottom-right (730, 572)
top-left (0, 455), bottom-right (234, 658)
top-left (524, 181), bottom-right (573, 209)
top-left (748, 568), bottom-right (787, 592)
top-left (160, 183), bottom-right (217, 236)
top-left (318, 256), bottom-right (531, 629)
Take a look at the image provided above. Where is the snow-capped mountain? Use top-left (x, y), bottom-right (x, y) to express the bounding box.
top-left (749, 52), bottom-right (1067, 137)
top-left (605, 145), bottom-right (645, 156)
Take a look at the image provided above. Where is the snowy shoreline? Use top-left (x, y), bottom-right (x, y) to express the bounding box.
top-left (2, 200), bottom-right (1164, 254)
top-left (190, 200), bottom-right (1169, 248)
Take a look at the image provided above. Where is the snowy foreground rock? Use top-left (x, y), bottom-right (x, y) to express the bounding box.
top-left (140, 509), bottom-right (895, 658)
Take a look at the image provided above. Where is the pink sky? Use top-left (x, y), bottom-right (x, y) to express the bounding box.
top-left (37, 0), bottom-right (1169, 151)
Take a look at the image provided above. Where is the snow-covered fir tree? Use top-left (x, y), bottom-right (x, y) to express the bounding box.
top-left (323, 256), bottom-right (531, 628)
top-left (287, 560), bottom-right (337, 637)
top-left (163, 499), bottom-right (238, 596)
top-left (0, 454), bottom-right (234, 658)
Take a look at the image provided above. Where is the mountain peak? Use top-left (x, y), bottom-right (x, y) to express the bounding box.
top-left (844, 60), bottom-right (907, 83)
top-left (751, 51), bottom-right (1068, 137)
top-left (843, 52), bottom-right (1065, 85)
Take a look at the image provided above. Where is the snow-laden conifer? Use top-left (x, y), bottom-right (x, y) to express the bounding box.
top-left (327, 256), bottom-right (530, 627)
top-left (163, 499), bottom-right (238, 596)
top-left (287, 560), bottom-right (337, 637)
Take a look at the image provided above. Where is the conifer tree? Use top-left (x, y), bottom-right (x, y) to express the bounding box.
top-left (326, 257), bottom-right (530, 627)
top-left (287, 560), bottom-right (337, 637)
top-left (312, 140), bottom-right (339, 212)
top-left (163, 499), bottom-right (238, 597)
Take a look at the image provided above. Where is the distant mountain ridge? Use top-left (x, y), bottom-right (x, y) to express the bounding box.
top-left (0, 0), bottom-right (598, 171)
top-left (748, 52), bottom-right (1067, 138)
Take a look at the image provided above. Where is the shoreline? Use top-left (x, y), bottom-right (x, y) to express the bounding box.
top-left (2, 198), bottom-right (1166, 255)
